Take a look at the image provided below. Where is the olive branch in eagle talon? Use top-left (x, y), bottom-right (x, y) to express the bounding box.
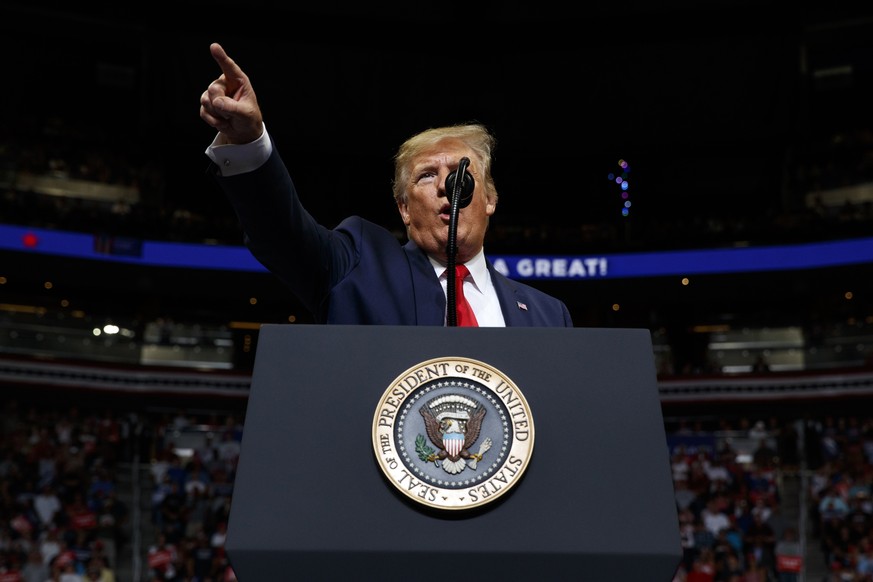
top-left (415, 435), bottom-right (435, 461)
top-left (417, 404), bottom-right (492, 475)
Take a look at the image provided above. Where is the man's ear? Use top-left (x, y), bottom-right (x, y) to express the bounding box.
top-left (397, 200), bottom-right (411, 225)
top-left (485, 197), bottom-right (497, 217)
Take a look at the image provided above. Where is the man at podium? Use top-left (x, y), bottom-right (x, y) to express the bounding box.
top-left (199, 42), bottom-right (572, 328)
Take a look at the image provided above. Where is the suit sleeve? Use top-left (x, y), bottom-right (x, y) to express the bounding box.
top-left (210, 145), bottom-right (355, 316)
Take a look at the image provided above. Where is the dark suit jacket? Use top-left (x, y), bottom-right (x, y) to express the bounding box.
top-left (213, 146), bottom-right (573, 327)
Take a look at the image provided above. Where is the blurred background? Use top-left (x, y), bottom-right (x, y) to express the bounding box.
top-left (1, 2), bottom-right (872, 581)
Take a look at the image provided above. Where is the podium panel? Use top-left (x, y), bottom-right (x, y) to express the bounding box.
top-left (226, 325), bottom-right (681, 581)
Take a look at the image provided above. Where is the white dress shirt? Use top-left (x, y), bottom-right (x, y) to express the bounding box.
top-left (431, 250), bottom-right (506, 327)
top-left (206, 126), bottom-right (272, 177)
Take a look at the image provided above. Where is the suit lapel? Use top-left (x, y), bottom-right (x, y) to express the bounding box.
top-left (399, 247), bottom-right (537, 327)
top-left (488, 261), bottom-right (532, 327)
top-left (403, 241), bottom-right (446, 326)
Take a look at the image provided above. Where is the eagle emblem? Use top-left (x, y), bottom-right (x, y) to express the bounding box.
top-left (417, 394), bottom-right (492, 474)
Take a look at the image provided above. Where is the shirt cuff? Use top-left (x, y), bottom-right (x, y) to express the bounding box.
top-left (205, 124), bottom-right (273, 177)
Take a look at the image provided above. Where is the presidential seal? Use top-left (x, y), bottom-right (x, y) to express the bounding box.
top-left (372, 357), bottom-right (534, 511)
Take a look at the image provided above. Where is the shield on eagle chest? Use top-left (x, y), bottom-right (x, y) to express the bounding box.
top-left (443, 432), bottom-right (464, 457)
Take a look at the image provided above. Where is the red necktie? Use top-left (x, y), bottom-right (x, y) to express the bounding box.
top-left (453, 264), bottom-right (479, 327)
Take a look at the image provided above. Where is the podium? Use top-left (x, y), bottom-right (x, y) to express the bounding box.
top-left (225, 325), bottom-right (681, 581)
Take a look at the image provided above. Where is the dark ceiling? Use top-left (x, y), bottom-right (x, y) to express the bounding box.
top-left (6, 3), bottom-right (873, 228)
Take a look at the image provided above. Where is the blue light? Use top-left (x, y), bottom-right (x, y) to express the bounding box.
top-left (3, 224), bottom-right (873, 280)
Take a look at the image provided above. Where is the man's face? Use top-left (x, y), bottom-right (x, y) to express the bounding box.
top-left (396, 138), bottom-right (496, 264)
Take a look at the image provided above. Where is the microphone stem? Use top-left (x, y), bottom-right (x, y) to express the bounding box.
top-left (445, 158), bottom-right (469, 327)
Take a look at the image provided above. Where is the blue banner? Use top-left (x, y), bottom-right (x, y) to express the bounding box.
top-left (490, 237), bottom-right (873, 279)
top-left (1, 224), bottom-right (872, 279)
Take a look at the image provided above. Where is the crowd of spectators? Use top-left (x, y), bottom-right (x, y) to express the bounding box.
top-left (805, 415), bottom-right (873, 581)
top-left (0, 398), bottom-right (244, 582)
top-left (0, 399), bottom-right (132, 581)
top-left (668, 417), bottom-right (799, 581)
top-left (667, 413), bottom-right (873, 581)
top-left (144, 412), bottom-right (243, 582)
top-left (2, 389), bottom-right (873, 581)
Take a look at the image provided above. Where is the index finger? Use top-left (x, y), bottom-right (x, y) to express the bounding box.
top-left (210, 42), bottom-right (244, 85)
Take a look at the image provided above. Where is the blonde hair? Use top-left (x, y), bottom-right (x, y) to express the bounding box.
top-left (392, 123), bottom-right (498, 204)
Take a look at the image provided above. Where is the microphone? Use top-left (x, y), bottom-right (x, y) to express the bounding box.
top-left (445, 157), bottom-right (474, 209)
top-left (444, 157), bottom-right (474, 327)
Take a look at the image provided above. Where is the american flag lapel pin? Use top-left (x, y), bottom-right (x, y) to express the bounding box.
top-left (517, 300), bottom-right (528, 311)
